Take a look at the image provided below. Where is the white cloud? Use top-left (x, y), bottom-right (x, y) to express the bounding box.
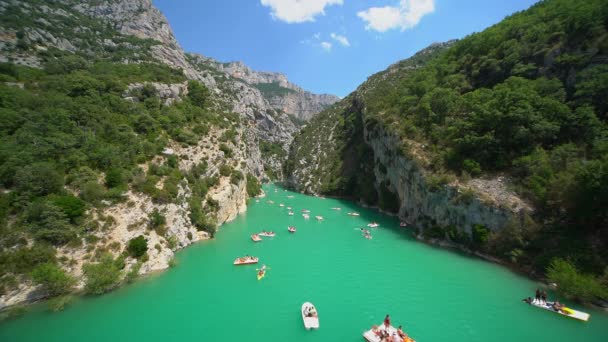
top-left (330, 33), bottom-right (350, 47)
top-left (320, 41), bottom-right (332, 51)
top-left (313, 32), bottom-right (321, 40)
top-left (357, 0), bottom-right (435, 32)
top-left (261, 0), bottom-right (343, 23)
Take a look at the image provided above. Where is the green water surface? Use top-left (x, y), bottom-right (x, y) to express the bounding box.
top-left (1, 184), bottom-right (607, 341)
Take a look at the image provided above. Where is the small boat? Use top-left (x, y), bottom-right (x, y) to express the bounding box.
top-left (279, 204), bottom-right (285, 207)
top-left (255, 199), bottom-right (259, 203)
top-left (251, 234), bottom-right (262, 242)
top-left (525, 299), bottom-right (590, 321)
top-left (301, 209), bottom-right (310, 213)
top-left (400, 222), bottom-right (407, 227)
top-left (287, 206), bottom-right (292, 210)
top-left (233, 256), bottom-right (259, 265)
top-left (258, 231), bottom-right (276, 237)
top-left (287, 195), bottom-right (294, 198)
top-left (347, 212), bottom-right (360, 216)
top-left (331, 207), bottom-right (341, 210)
top-left (267, 200), bottom-right (274, 204)
top-left (367, 222), bottom-right (379, 228)
top-left (315, 216), bottom-right (324, 221)
top-left (257, 265), bottom-right (267, 280)
top-left (288, 211), bottom-right (295, 216)
top-left (363, 324), bottom-right (415, 342)
top-left (288, 226), bottom-right (296, 233)
top-left (303, 214), bottom-right (310, 219)
top-left (364, 234), bottom-right (373, 240)
top-left (301, 302), bottom-right (319, 330)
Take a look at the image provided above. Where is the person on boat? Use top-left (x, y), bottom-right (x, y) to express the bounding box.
top-left (541, 290), bottom-right (547, 304)
top-left (384, 314), bottom-right (391, 328)
top-left (397, 326), bottom-right (408, 338)
top-left (552, 301), bottom-right (565, 312)
top-left (535, 288), bottom-right (541, 303)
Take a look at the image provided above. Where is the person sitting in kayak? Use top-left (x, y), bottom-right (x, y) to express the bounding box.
top-left (553, 301), bottom-right (565, 312)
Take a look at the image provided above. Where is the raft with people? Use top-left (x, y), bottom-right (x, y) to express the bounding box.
top-left (258, 231), bottom-right (276, 237)
top-left (251, 234), bottom-right (262, 242)
top-left (315, 216), bottom-right (324, 221)
top-left (363, 315), bottom-right (415, 342)
top-left (233, 256), bottom-right (259, 265)
top-left (301, 302), bottom-right (319, 330)
top-left (288, 226), bottom-right (296, 233)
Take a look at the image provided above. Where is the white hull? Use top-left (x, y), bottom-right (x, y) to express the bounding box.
top-left (527, 299), bottom-right (590, 321)
top-left (301, 302), bottom-right (319, 330)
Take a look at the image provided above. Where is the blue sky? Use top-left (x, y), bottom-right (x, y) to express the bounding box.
top-left (153, 0), bottom-right (540, 97)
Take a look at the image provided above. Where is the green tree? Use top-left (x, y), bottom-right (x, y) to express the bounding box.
top-left (127, 235), bottom-right (148, 259)
top-left (105, 169), bottom-right (124, 188)
top-left (83, 254), bottom-right (122, 295)
top-left (187, 80), bottom-right (209, 108)
top-left (49, 195), bottom-right (86, 222)
top-left (31, 263), bottom-right (74, 296)
top-left (547, 258), bottom-right (608, 302)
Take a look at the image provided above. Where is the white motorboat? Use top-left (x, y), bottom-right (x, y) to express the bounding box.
top-left (301, 302), bottom-right (319, 330)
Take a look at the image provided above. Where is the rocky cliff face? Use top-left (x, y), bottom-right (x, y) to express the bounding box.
top-left (286, 41), bottom-right (531, 243)
top-left (0, 0), bottom-right (336, 172)
top-left (365, 125), bottom-right (531, 233)
top-left (206, 59), bottom-right (339, 120)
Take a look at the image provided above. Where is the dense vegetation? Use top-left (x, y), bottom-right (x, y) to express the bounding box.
top-left (0, 48), bottom-right (234, 297)
top-left (287, 0), bottom-right (608, 301)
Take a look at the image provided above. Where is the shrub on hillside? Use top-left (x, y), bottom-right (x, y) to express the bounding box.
top-left (83, 254), bottom-right (122, 295)
top-left (31, 263), bottom-right (74, 296)
top-left (127, 236), bottom-right (148, 259)
top-left (547, 258), bottom-right (608, 302)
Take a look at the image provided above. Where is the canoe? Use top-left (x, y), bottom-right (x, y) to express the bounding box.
top-left (367, 222), bottom-right (379, 228)
top-left (258, 232), bottom-right (276, 237)
top-left (288, 226), bottom-right (296, 233)
top-left (526, 299), bottom-right (590, 321)
top-left (287, 207), bottom-right (292, 210)
top-left (233, 257), bottom-right (259, 265)
top-left (347, 212), bottom-right (360, 216)
top-left (251, 234), bottom-right (262, 242)
top-left (279, 204), bottom-right (285, 207)
top-left (301, 302), bottom-right (319, 330)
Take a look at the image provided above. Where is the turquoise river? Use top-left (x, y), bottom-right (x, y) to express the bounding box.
top-left (1, 184), bottom-right (607, 341)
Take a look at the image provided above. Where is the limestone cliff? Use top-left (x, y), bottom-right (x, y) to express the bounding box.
top-left (286, 41), bottom-right (531, 243)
